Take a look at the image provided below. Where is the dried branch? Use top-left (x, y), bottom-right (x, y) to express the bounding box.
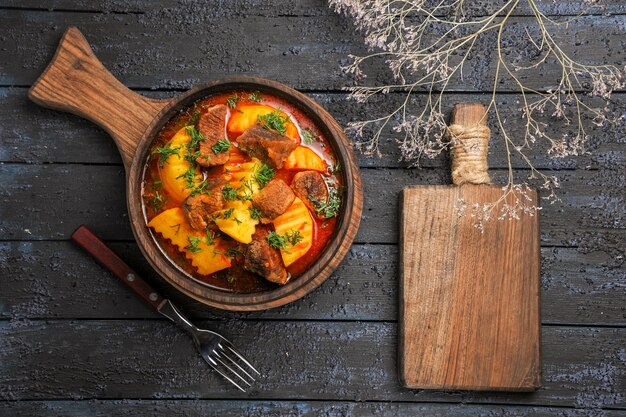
top-left (330, 0), bottom-right (624, 222)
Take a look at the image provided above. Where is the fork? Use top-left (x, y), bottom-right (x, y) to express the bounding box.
top-left (71, 225), bottom-right (260, 392)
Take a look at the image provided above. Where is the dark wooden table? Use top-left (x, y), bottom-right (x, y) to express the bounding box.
top-left (1, 1), bottom-right (624, 416)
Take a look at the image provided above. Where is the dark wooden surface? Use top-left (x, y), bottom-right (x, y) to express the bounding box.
top-left (0, 1), bottom-right (624, 416)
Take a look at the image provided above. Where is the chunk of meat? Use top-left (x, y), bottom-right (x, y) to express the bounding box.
top-left (196, 105), bottom-right (230, 167)
top-left (236, 125), bottom-right (297, 169)
top-left (291, 171), bottom-right (328, 216)
top-left (182, 179), bottom-right (226, 230)
top-left (253, 179), bottom-right (295, 222)
top-left (243, 226), bottom-right (289, 285)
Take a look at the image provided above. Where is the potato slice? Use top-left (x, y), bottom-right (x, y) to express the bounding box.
top-left (272, 197), bottom-right (313, 266)
top-left (229, 160), bottom-right (262, 195)
top-left (159, 127), bottom-right (203, 203)
top-left (227, 104), bottom-right (298, 141)
top-left (214, 200), bottom-right (259, 244)
top-left (147, 207), bottom-right (231, 275)
top-left (284, 146), bottom-right (327, 172)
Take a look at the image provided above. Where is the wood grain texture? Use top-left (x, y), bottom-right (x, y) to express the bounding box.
top-left (3, 88), bottom-right (623, 170)
top-left (4, 0), bottom-right (625, 15)
top-left (0, 164), bottom-right (623, 246)
top-left (4, 400), bottom-right (626, 417)
top-left (399, 104), bottom-right (541, 391)
top-left (0, 321), bottom-right (623, 407)
top-left (0, 242), bottom-right (624, 326)
top-left (1, 1), bottom-right (624, 414)
top-left (2, 10), bottom-right (624, 92)
top-left (27, 27), bottom-right (169, 171)
top-left (400, 185), bottom-right (542, 390)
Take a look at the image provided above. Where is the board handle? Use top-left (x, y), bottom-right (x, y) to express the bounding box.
top-left (448, 103), bottom-right (491, 185)
top-left (28, 27), bottom-right (170, 171)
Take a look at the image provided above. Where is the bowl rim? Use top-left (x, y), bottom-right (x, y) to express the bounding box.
top-left (127, 76), bottom-right (362, 311)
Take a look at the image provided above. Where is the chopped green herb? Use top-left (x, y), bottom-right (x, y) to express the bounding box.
top-left (329, 162), bottom-right (342, 175)
top-left (226, 94), bottom-right (239, 109)
top-left (225, 248), bottom-right (241, 259)
top-left (150, 180), bottom-right (163, 191)
top-left (226, 273), bottom-right (235, 284)
top-left (152, 142), bottom-right (181, 168)
top-left (285, 229), bottom-right (303, 246)
top-left (267, 231), bottom-right (288, 250)
top-left (248, 206), bottom-right (262, 220)
top-left (190, 179), bottom-right (210, 197)
top-left (310, 183), bottom-right (342, 218)
top-left (247, 91), bottom-right (263, 102)
top-left (257, 111), bottom-right (289, 135)
top-left (184, 150), bottom-right (200, 164)
top-left (205, 230), bottom-right (215, 245)
top-left (185, 126), bottom-right (205, 153)
top-left (223, 207), bottom-right (235, 219)
top-left (301, 128), bottom-right (317, 145)
top-left (186, 109), bottom-right (201, 127)
top-left (221, 184), bottom-right (238, 201)
top-left (233, 217), bottom-right (242, 225)
top-left (253, 163), bottom-right (275, 188)
top-left (146, 190), bottom-right (166, 211)
top-left (237, 180), bottom-right (255, 201)
top-left (211, 138), bottom-right (231, 155)
top-left (266, 230), bottom-right (301, 250)
top-left (176, 165), bottom-right (199, 189)
top-left (185, 236), bottom-right (202, 253)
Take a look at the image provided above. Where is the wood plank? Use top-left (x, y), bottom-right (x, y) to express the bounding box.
top-left (0, 321), bottom-right (624, 407)
top-left (3, 0), bottom-right (625, 16)
top-left (2, 87), bottom-right (623, 170)
top-left (2, 164), bottom-right (623, 247)
top-left (0, 241), bottom-right (395, 321)
top-left (0, 164), bottom-right (130, 241)
top-left (1, 242), bottom-right (623, 326)
top-left (0, 164), bottom-right (626, 247)
top-left (1, 11), bottom-right (623, 92)
top-left (0, 88), bottom-right (173, 165)
top-left (2, 400), bottom-right (625, 417)
top-left (360, 168), bottom-right (626, 246)
top-left (0, 0), bottom-right (327, 15)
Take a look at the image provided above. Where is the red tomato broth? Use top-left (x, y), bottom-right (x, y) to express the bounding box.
top-left (141, 90), bottom-right (343, 294)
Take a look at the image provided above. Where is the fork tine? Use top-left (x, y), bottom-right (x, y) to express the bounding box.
top-left (216, 344), bottom-right (256, 381)
top-left (211, 352), bottom-right (252, 386)
top-left (203, 355), bottom-right (246, 392)
top-left (221, 340), bottom-right (261, 375)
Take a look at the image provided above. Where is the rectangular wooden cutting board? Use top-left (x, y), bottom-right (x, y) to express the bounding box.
top-left (398, 105), bottom-right (541, 391)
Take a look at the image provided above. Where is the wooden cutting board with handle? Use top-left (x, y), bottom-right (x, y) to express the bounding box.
top-left (399, 103), bottom-right (541, 391)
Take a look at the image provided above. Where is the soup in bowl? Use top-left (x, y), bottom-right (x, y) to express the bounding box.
top-left (142, 88), bottom-right (346, 296)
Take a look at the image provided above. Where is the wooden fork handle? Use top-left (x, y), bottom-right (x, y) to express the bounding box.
top-left (71, 225), bottom-right (164, 310)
